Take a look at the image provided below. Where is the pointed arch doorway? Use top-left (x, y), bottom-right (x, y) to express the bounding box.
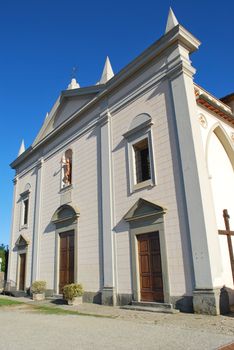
top-left (51, 204), bottom-right (80, 294)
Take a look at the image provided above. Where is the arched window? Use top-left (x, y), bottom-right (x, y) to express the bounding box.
top-left (61, 149), bottom-right (73, 188)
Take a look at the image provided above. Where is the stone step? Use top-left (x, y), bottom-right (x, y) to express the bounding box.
top-left (121, 304), bottom-right (179, 314)
top-left (11, 290), bottom-right (27, 298)
top-left (131, 301), bottom-right (173, 309)
top-left (46, 294), bottom-right (63, 300)
top-left (121, 301), bottom-right (179, 314)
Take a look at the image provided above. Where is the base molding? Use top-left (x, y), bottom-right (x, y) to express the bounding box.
top-left (169, 296), bottom-right (193, 313)
top-left (193, 288), bottom-right (221, 315)
top-left (101, 287), bottom-right (117, 306)
top-left (83, 291), bottom-right (102, 304)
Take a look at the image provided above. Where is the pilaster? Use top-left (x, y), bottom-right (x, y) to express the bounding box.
top-left (99, 109), bottom-right (116, 305)
top-left (31, 158), bottom-right (44, 282)
top-left (7, 175), bottom-right (18, 282)
top-left (167, 39), bottom-right (223, 314)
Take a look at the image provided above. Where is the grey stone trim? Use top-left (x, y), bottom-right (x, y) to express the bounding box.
top-left (116, 294), bottom-right (133, 306)
top-left (124, 201), bottom-right (169, 304)
top-left (125, 127), bottom-right (156, 193)
top-left (51, 204), bottom-right (80, 224)
top-left (53, 217), bottom-right (78, 294)
top-left (193, 289), bottom-right (221, 315)
top-left (15, 245), bottom-right (29, 291)
top-left (101, 287), bottom-right (117, 306)
top-left (124, 198), bottom-right (166, 222)
top-left (83, 291), bottom-right (102, 305)
top-left (122, 120), bottom-right (153, 139)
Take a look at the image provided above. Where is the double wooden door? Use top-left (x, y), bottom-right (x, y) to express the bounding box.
top-left (59, 231), bottom-right (74, 293)
top-left (137, 232), bottom-right (164, 302)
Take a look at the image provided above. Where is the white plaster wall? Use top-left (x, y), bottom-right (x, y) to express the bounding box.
top-left (73, 128), bottom-right (100, 292)
top-left (207, 131), bottom-right (234, 288)
top-left (197, 105), bottom-right (234, 289)
top-left (111, 80), bottom-right (192, 297)
top-left (39, 124), bottom-right (101, 292)
top-left (38, 152), bottom-right (60, 289)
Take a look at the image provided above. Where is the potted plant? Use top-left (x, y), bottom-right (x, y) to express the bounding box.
top-left (63, 283), bottom-right (84, 306)
top-left (31, 280), bottom-right (46, 301)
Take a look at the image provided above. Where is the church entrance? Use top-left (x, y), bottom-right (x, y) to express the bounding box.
top-left (59, 231), bottom-right (74, 293)
top-left (19, 253), bottom-right (26, 290)
top-left (137, 232), bottom-right (164, 302)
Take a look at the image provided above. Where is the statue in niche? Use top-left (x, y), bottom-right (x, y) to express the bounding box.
top-left (61, 150), bottom-right (72, 187)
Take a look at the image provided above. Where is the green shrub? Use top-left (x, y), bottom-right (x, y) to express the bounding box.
top-left (31, 280), bottom-right (46, 294)
top-left (63, 283), bottom-right (84, 301)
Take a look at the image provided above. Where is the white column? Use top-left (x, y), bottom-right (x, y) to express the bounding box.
top-left (31, 158), bottom-right (43, 282)
top-left (100, 110), bottom-right (116, 305)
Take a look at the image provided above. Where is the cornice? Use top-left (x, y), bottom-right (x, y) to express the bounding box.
top-left (194, 84), bottom-right (234, 125)
top-left (11, 24), bottom-right (200, 170)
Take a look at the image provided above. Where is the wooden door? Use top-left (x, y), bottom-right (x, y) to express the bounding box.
top-left (138, 232), bottom-right (164, 302)
top-left (19, 253), bottom-right (26, 290)
top-left (59, 231), bottom-right (74, 293)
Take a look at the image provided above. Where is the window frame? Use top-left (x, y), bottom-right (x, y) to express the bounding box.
top-left (123, 117), bottom-right (156, 193)
top-left (19, 190), bottom-right (30, 230)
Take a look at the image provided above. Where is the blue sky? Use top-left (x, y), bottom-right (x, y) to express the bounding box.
top-left (0, 0), bottom-right (233, 245)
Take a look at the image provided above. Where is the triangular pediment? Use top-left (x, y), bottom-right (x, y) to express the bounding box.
top-left (124, 198), bottom-right (166, 222)
top-left (33, 86), bottom-right (102, 146)
top-left (15, 234), bottom-right (29, 247)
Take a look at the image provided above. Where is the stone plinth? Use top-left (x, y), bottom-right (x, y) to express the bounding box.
top-left (193, 289), bottom-right (220, 315)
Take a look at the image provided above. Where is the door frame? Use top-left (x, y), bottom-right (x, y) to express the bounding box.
top-left (58, 230), bottom-right (75, 293)
top-left (16, 248), bottom-right (28, 291)
top-left (54, 222), bottom-right (78, 295)
top-left (129, 216), bottom-right (170, 303)
top-left (52, 204), bottom-right (80, 295)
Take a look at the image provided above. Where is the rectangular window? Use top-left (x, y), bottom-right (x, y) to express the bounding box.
top-left (23, 198), bottom-right (29, 226)
top-left (133, 138), bottom-right (151, 183)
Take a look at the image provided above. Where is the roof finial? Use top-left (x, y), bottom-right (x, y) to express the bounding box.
top-left (18, 139), bottom-right (25, 156)
top-left (67, 66), bottom-right (80, 89)
top-left (67, 78), bottom-right (80, 90)
top-left (98, 56), bottom-right (114, 84)
top-left (165, 7), bottom-right (179, 34)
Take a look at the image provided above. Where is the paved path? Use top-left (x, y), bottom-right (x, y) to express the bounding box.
top-left (0, 306), bottom-right (234, 350)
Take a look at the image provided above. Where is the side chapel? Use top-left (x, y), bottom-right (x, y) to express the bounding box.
top-left (8, 9), bottom-right (234, 315)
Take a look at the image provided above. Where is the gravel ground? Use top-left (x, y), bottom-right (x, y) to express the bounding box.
top-left (0, 307), bottom-right (233, 350)
top-left (0, 296), bottom-right (233, 350)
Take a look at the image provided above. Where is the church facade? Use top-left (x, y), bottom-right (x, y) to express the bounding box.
top-left (8, 9), bottom-right (234, 315)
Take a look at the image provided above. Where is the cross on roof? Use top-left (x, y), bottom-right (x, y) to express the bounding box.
top-left (71, 66), bottom-right (77, 80)
top-left (218, 209), bottom-right (234, 283)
